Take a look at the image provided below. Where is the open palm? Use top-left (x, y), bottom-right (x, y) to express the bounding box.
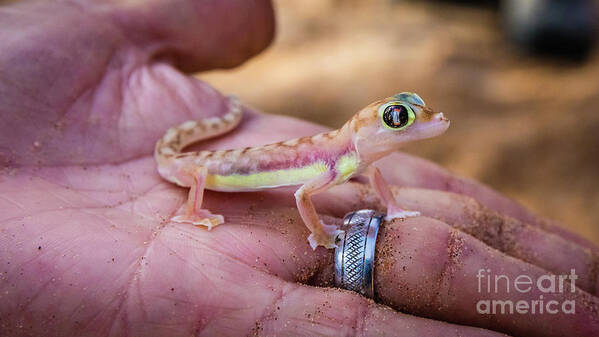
top-left (1, 1), bottom-right (597, 336)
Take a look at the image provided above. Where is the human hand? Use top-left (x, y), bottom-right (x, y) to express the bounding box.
top-left (1, 1), bottom-right (597, 336)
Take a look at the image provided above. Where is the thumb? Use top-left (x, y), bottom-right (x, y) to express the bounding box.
top-left (0, 0), bottom-right (273, 166)
top-left (109, 0), bottom-right (275, 72)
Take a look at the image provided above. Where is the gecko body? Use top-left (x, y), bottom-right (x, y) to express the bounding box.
top-left (155, 93), bottom-right (449, 249)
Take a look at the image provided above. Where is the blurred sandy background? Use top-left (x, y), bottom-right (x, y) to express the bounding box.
top-left (200, 0), bottom-right (599, 244)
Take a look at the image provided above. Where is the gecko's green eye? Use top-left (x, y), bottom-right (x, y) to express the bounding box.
top-left (381, 104), bottom-right (415, 130)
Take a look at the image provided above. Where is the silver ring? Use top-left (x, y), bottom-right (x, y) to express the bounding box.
top-left (334, 209), bottom-right (384, 299)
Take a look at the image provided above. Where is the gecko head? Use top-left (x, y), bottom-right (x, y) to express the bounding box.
top-left (349, 92), bottom-right (449, 162)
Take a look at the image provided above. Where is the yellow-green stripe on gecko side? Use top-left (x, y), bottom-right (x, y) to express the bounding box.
top-left (206, 161), bottom-right (329, 190)
top-left (155, 93), bottom-right (449, 249)
top-left (203, 152), bottom-right (359, 190)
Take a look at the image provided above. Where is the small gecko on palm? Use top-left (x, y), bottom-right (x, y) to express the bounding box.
top-left (155, 92), bottom-right (449, 249)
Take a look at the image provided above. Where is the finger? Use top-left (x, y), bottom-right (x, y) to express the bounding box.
top-left (106, 0), bottom-right (275, 72)
top-left (393, 187), bottom-right (599, 295)
top-left (0, 0), bottom-right (273, 166)
top-left (372, 217), bottom-right (599, 337)
top-left (309, 182), bottom-right (599, 295)
top-left (374, 154), bottom-right (599, 252)
top-left (241, 282), bottom-right (509, 337)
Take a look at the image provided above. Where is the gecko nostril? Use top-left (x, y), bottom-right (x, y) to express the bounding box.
top-left (437, 112), bottom-right (449, 122)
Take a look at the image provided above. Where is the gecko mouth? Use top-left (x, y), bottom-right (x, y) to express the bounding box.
top-left (411, 115), bottom-right (450, 139)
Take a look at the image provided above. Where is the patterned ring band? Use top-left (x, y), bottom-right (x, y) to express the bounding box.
top-left (334, 209), bottom-right (384, 299)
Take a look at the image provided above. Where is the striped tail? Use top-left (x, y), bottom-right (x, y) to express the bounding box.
top-left (154, 96), bottom-right (242, 180)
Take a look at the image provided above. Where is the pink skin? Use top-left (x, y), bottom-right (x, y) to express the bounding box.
top-left (0, 1), bottom-right (597, 336)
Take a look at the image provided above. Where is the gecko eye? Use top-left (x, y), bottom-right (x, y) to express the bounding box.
top-left (381, 104), bottom-right (415, 130)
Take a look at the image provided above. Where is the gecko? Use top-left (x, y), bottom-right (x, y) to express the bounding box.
top-left (155, 92), bottom-right (449, 249)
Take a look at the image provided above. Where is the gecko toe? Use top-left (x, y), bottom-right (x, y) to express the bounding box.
top-left (172, 210), bottom-right (224, 230)
top-left (308, 224), bottom-right (344, 250)
top-left (385, 210), bottom-right (420, 221)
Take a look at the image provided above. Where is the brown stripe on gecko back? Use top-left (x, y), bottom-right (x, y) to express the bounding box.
top-left (155, 96), bottom-right (356, 183)
top-left (181, 122), bottom-right (198, 136)
top-left (177, 129), bottom-right (355, 176)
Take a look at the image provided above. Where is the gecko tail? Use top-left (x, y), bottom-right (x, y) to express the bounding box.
top-left (154, 95), bottom-right (243, 167)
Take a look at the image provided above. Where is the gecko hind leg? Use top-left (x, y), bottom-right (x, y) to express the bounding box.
top-left (171, 166), bottom-right (224, 230)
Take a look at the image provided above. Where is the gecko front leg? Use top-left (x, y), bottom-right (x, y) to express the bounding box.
top-left (172, 166), bottom-right (224, 230)
top-left (294, 170), bottom-right (344, 250)
top-left (367, 166), bottom-right (420, 221)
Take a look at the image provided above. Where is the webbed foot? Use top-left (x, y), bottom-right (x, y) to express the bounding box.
top-left (385, 209), bottom-right (420, 221)
top-left (307, 223), bottom-right (344, 250)
top-left (172, 209), bottom-right (224, 230)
